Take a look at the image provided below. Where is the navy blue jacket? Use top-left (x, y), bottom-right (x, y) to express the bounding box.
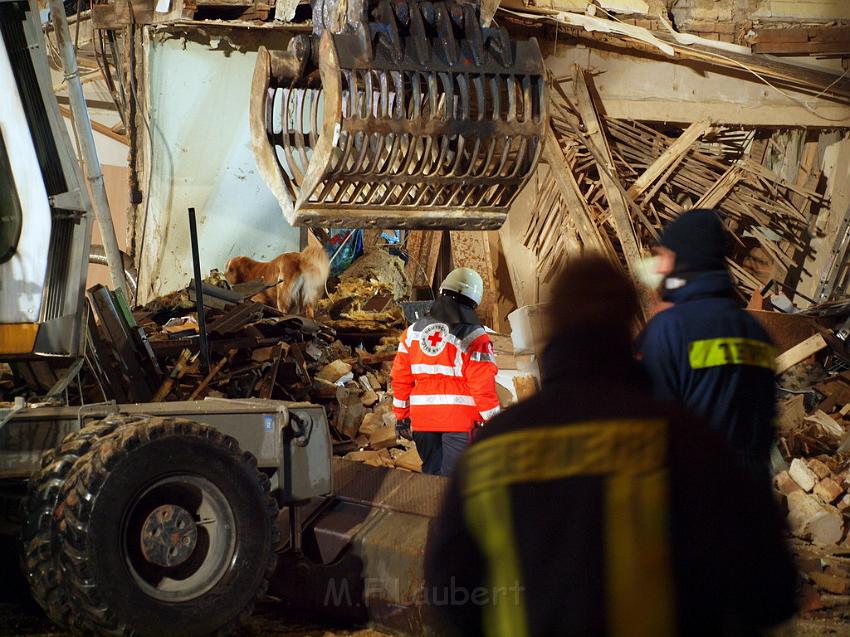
top-left (638, 271), bottom-right (777, 467)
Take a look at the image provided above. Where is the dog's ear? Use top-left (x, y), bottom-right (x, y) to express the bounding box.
top-left (224, 256), bottom-right (247, 283)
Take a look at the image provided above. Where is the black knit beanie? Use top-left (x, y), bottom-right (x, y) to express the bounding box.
top-left (659, 208), bottom-right (728, 273)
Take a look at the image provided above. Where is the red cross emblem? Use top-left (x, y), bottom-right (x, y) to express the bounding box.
top-left (420, 323), bottom-right (448, 355)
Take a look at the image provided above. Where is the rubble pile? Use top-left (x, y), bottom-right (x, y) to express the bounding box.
top-left (312, 340), bottom-right (423, 473)
top-left (319, 249), bottom-right (410, 331)
top-left (72, 265), bottom-right (423, 470)
top-left (134, 303), bottom-right (339, 403)
top-left (771, 329), bottom-right (850, 610)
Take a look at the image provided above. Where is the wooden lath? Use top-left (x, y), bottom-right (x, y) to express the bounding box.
top-left (521, 66), bottom-right (829, 297)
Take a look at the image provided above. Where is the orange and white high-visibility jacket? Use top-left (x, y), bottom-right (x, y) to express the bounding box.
top-left (391, 300), bottom-right (501, 433)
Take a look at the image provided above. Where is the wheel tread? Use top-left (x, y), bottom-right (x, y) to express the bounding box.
top-left (19, 417), bottom-right (128, 628)
top-left (59, 416), bottom-right (279, 637)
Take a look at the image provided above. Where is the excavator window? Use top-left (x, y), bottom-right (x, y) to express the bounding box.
top-left (0, 130), bottom-right (23, 263)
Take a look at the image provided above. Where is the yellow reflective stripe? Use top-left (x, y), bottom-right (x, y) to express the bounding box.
top-left (606, 468), bottom-right (676, 637)
top-left (462, 420), bottom-right (668, 498)
top-left (463, 485), bottom-right (528, 637)
top-left (0, 323), bottom-right (39, 355)
top-left (462, 419), bottom-right (674, 636)
top-left (688, 337), bottom-right (776, 370)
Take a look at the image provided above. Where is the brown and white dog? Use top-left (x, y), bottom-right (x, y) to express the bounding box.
top-left (225, 244), bottom-right (330, 318)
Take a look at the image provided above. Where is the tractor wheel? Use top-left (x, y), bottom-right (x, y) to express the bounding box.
top-left (58, 416), bottom-right (279, 637)
top-left (19, 415), bottom-right (146, 628)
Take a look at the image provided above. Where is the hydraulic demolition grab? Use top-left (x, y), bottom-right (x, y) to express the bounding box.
top-left (251, 0), bottom-right (547, 230)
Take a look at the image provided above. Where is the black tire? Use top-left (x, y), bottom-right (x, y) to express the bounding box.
top-left (19, 415), bottom-right (142, 628)
top-left (59, 416), bottom-right (279, 637)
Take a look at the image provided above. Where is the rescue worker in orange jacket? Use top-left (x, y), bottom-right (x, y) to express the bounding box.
top-left (391, 268), bottom-right (501, 476)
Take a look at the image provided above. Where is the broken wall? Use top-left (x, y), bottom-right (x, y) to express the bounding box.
top-left (133, 27), bottom-right (300, 304)
top-left (497, 33), bottom-right (850, 310)
top-left (798, 133), bottom-right (850, 302)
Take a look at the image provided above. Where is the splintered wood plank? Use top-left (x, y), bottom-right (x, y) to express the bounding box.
top-left (450, 231), bottom-right (496, 328)
top-left (189, 349), bottom-right (237, 400)
top-left (152, 349), bottom-right (193, 402)
top-left (627, 119), bottom-right (713, 198)
top-left (571, 66), bottom-right (644, 274)
top-left (695, 165), bottom-right (744, 208)
top-left (776, 333), bottom-right (828, 375)
top-left (543, 127), bottom-right (608, 254)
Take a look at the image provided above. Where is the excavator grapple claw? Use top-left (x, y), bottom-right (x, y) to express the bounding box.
top-left (250, 0), bottom-right (546, 230)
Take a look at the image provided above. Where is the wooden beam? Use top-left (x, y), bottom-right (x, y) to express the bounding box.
top-left (404, 230), bottom-right (442, 289)
top-left (627, 118), bottom-right (713, 199)
top-left (695, 165), bottom-right (743, 209)
top-left (571, 66), bottom-right (644, 274)
top-left (754, 41), bottom-right (850, 55)
top-left (543, 127), bottom-right (607, 253)
top-left (775, 333), bottom-right (827, 375)
top-left (752, 26), bottom-right (850, 55)
top-left (56, 95), bottom-right (120, 112)
top-left (753, 26), bottom-right (850, 44)
top-left (59, 105), bottom-right (128, 145)
top-left (487, 230), bottom-right (515, 333)
top-left (189, 349), bottom-right (236, 400)
top-left (542, 36), bottom-right (850, 126)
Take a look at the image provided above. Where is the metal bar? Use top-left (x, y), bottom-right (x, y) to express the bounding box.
top-left (46, 0), bottom-right (127, 298)
top-left (188, 207), bottom-right (211, 375)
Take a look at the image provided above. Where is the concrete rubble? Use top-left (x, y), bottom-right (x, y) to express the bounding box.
top-left (770, 313), bottom-right (850, 612)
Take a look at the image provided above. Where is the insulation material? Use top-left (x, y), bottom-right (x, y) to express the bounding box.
top-left (320, 250), bottom-right (410, 331)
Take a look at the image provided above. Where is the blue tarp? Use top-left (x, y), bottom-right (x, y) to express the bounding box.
top-left (324, 229), bottom-right (364, 277)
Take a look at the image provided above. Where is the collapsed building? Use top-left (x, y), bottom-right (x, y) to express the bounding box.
top-left (1, 0), bottom-right (850, 633)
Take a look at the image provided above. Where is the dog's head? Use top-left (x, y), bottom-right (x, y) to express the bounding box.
top-left (224, 256), bottom-right (256, 285)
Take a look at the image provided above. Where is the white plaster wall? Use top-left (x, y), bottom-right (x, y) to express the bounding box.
top-left (135, 34), bottom-right (300, 303)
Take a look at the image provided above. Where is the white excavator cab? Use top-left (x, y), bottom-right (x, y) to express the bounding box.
top-left (0, 0), bottom-right (92, 360)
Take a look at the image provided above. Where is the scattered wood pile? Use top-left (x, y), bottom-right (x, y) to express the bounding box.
top-left (312, 345), bottom-right (423, 472)
top-left (523, 65), bottom-right (828, 297)
top-left (78, 269), bottom-right (425, 470)
top-left (74, 277), bottom-right (342, 404)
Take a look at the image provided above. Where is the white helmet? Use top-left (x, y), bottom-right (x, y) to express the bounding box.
top-left (440, 267), bottom-right (484, 307)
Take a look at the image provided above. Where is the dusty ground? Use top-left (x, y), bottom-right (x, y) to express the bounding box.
top-left (4, 603), bottom-right (850, 637)
top-left (0, 536), bottom-right (388, 637)
top-left (3, 595), bottom-right (850, 636)
top-left (0, 601), bottom-right (389, 637)
top-left (3, 538), bottom-right (850, 636)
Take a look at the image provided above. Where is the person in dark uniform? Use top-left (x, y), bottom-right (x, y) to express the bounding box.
top-left (425, 256), bottom-right (796, 637)
top-left (638, 208), bottom-right (777, 478)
